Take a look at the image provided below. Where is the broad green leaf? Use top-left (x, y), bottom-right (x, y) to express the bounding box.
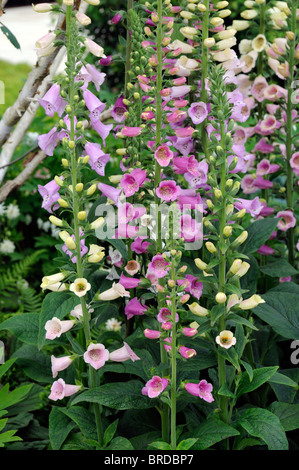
top-left (217, 346), bottom-right (240, 371)
top-left (238, 408), bottom-right (288, 450)
top-left (227, 314), bottom-right (258, 331)
top-left (240, 360), bottom-right (253, 382)
top-left (176, 438), bottom-right (198, 450)
top-left (268, 372), bottom-right (298, 388)
top-left (0, 430), bottom-right (22, 447)
top-left (0, 314), bottom-right (39, 346)
top-left (0, 384), bottom-right (33, 411)
top-left (0, 358), bottom-right (17, 380)
top-left (49, 407), bottom-right (76, 450)
top-left (149, 440), bottom-right (172, 450)
top-left (61, 406), bottom-right (97, 441)
top-left (38, 292), bottom-right (80, 349)
top-left (0, 418), bottom-right (7, 432)
top-left (187, 418), bottom-right (239, 450)
top-left (260, 259), bottom-right (298, 278)
top-left (253, 290), bottom-right (299, 339)
top-left (108, 436), bottom-right (134, 450)
top-left (236, 366), bottom-right (278, 399)
top-left (269, 369), bottom-right (299, 404)
top-left (71, 380), bottom-right (156, 410)
top-left (11, 345), bottom-right (51, 383)
top-left (240, 218), bottom-right (278, 254)
top-left (269, 402), bottom-right (299, 431)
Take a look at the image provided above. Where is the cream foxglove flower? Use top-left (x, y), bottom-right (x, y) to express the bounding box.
top-left (98, 282), bottom-right (130, 301)
top-left (45, 317), bottom-right (75, 340)
top-left (70, 278), bottom-right (91, 297)
top-left (216, 330), bottom-right (236, 349)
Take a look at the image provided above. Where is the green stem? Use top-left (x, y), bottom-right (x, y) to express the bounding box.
top-left (66, 5), bottom-right (103, 446)
top-left (124, 0), bottom-right (134, 98)
top-left (285, 3), bottom-right (296, 268)
top-left (200, 0), bottom-right (209, 159)
top-left (170, 261), bottom-right (177, 450)
top-left (154, 0), bottom-right (169, 443)
top-left (217, 121), bottom-right (228, 425)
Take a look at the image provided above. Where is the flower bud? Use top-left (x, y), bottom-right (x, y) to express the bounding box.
top-left (58, 198), bottom-right (69, 208)
top-left (216, 292), bottom-right (227, 304)
top-left (239, 295), bottom-right (265, 310)
top-left (223, 226), bottom-right (232, 237)
top-left (90, 217), bottom-right (105, 230)
top-left (194, 258), bottom-right (208, 271)
top-left (59, 230), bottom-right (70, 242)
top-left (229, 259), bottom-right (242, 275)
top-left (76, 183), bottom-right (84, 192)
top-left (188, 302), bottom-right (209, 317)
top-left (86, 184), bottom-right (97, 196)
top-left (54, 176), bottom-right (64, 187)
top-left (78, 211), bottom-right (87, 221)
top-left (205, 242), bottom-right (217, 254)
top-left (204, 38), bottom-right (216, 48)
top-left (65, 237), bottom-right (76, 250)
top-left (49, 216), bottom-right (64, 227)
top-left (61, 158), bottom-right (69, 167)
top-left (232, 231), bottom-right (248, 248)
top-left (32, 3), bottom-right (53, 12)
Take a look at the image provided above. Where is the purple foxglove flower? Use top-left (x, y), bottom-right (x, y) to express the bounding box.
top-left (119, 273), bottom-right (141, 289)
top-left (241, 174), bottom-right (259, 194)
top-left (120, 169), bottom-right (147, 197)
top-left (156, 180), bottom-right (181, 202)
top-left (257, 245), bottom-right (275, 255)
top-left (182, 327), bottom-right (197, 337)
top-left (125, 297), bottom-right (148, 320)
top-left (110, 12), bottom-right (123, 24)
top-left (279, 277), bottom-right (292, 283)
top-left (154, 144), bottom-right (173, 167)
top-left (235, 196), bottom-right (264, 218)
top-left (181, 214), bottom-right (202, 243)
top-left (184, 161), bottom-right (208, 189)
top-left (170, 135), bottom-right (194, 156)
top-left (91, 119), bottom-right (113, 146)
top-left (85, 142), bottom-right (110, 176)
top-left (85, 63), bottom-right (106, 91)
top-left (276, 210), bottom-right (296, 231)
top-left (39, 84), bottom-right (66, 117)
top-left (131, 237), bottom-right (151, 254)
top-left (38, 127), bottom-right (59, 156)
top-left (83, 343), bottom-right (109, 370)
top-left (144, 329), bottom-right (161, 339)
top-left (179, 346), bottom-right (196, 359)
top-left (251, 75), bottom-right (268, 102)
top-left (99, 55), bottom-right (113, 66)
top-left (98, 182), bottom-right (122, 205)
top-left (256, 159), bottom-right (280, 175)
top-left (177, 189), bottom-right (203, 211)
top-left (253, 175), bottom-right (273, 190)
top-left (188, 101), bottom-right (208, 125)
top-left (185, 380), bottom-right (214, 403)
top-left (121, 126), bottom-right (143, 137)
top-left (142, 376), bottom-right (169, 398)
top-left (157, 307), bottom-right (178, 323)
top-left (109, 342), bottom-right (140, 362)
top-left (49, 378), bottom-right (81, 401)
top-left (111, 95), bottom-right (127, 123)
top-left (83, 89), bottom-right (106, 119)
top-left (148, 254), bottom-right (169, 279)
top-left (253, 137), bottom-right (275, 154)
top-left (178, 274), bottom-right (203, 300)
top-left (290, 152), bottom-right (299, 176)
top-left (38, 179), bottom-right (60, 213)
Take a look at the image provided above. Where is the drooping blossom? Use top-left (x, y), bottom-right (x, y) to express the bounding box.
top-left (48, 378), bottom-right (81, 401)
top-left (85, 142), bottom-right (110, 176)
top-left (121, 169), bottom-right (147, 197)
top-left (216, 330), bottom-right (236, 349)
top-left (45, 317), bottom-right (75, 340)
top-left (39, 84), bottom-right (66, 117)
top-left (109, 342), bottom-right (140, 362)
top-left (98, 282), bottom-right (130, 301)
top-left (125, 297), bottom-right (148, 320)
top-left (179, 346), bottom-right (196, 359)
top-left (131, 237), bottom-right (152, 254)
top-left (188, 102), bottom-right (208, 125)
top-left (51, 355), bottom-right (73, 378)
top-left (156, 180), bottom-right (181, 202)
top-left (148, 254), bottom-right (169, 278)
top-left (38, 179), bottom-right (60, 213)
top-left (185, 380), bottom-right (214, 403)
top-left (154, 144), bottom-right (174, 167)
top-left (157, 307), bottom-right (179, 323)
top-left (111, 95), bottom-right (127, 122)
top-left (142, 376), bottom-right (169, 398)
top-left (276, 210), bottom-right (296, 231)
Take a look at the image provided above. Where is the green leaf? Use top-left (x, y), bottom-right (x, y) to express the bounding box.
top-left (187, 418), bottom-right (239, 450)
top-left (0, 313), bottom-right (39, 346)
top-left (38, 292), bottom-right (80, 349)
top-left (238, 408), bottom-right (288, 450)
top-left (253, 289), bottom-right (299, 339)
top-left (260, 259), bottom-right (298, 278)
top-left (217, 346), bottom-right (240, 371)
top-left (0, 384), bottom-right (33, 411)
top-left (227, 314), bottom-right (258, 331)
top-left (236, 366), bottom-right (278, 399)
top-left (268, 372), bottom-right (298, 388)
top-left (71, 380), bottom-right (156, 410)
top-left (0, 22), bottom-right (21, 49)
top-left (11, 345), bottom-right (51, 383)
top-left (269, 402), bottom-right (299, 431)
top-left (240, 360), bottom-right (253, 382)
top-left (149, 440), bottom-right (172, 450)
top-left (60, 406), bottom-right (97, 441)
top-left (49, 407), bottom-right (76, 450)
top-left (0, 430), bottom-right (22, 447)
top-left (108, 436), bottom-right (134, 450)
top-left (218, 383), bottom-right (235, 399)
top-left (0, 358), bottom-right (17, 380)
top-left (176, 438), bottom-right (198, 450)
top-left (241, 218), bottom-right (278, 254)
top-left (104, 419), bottom-right (119, 447)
